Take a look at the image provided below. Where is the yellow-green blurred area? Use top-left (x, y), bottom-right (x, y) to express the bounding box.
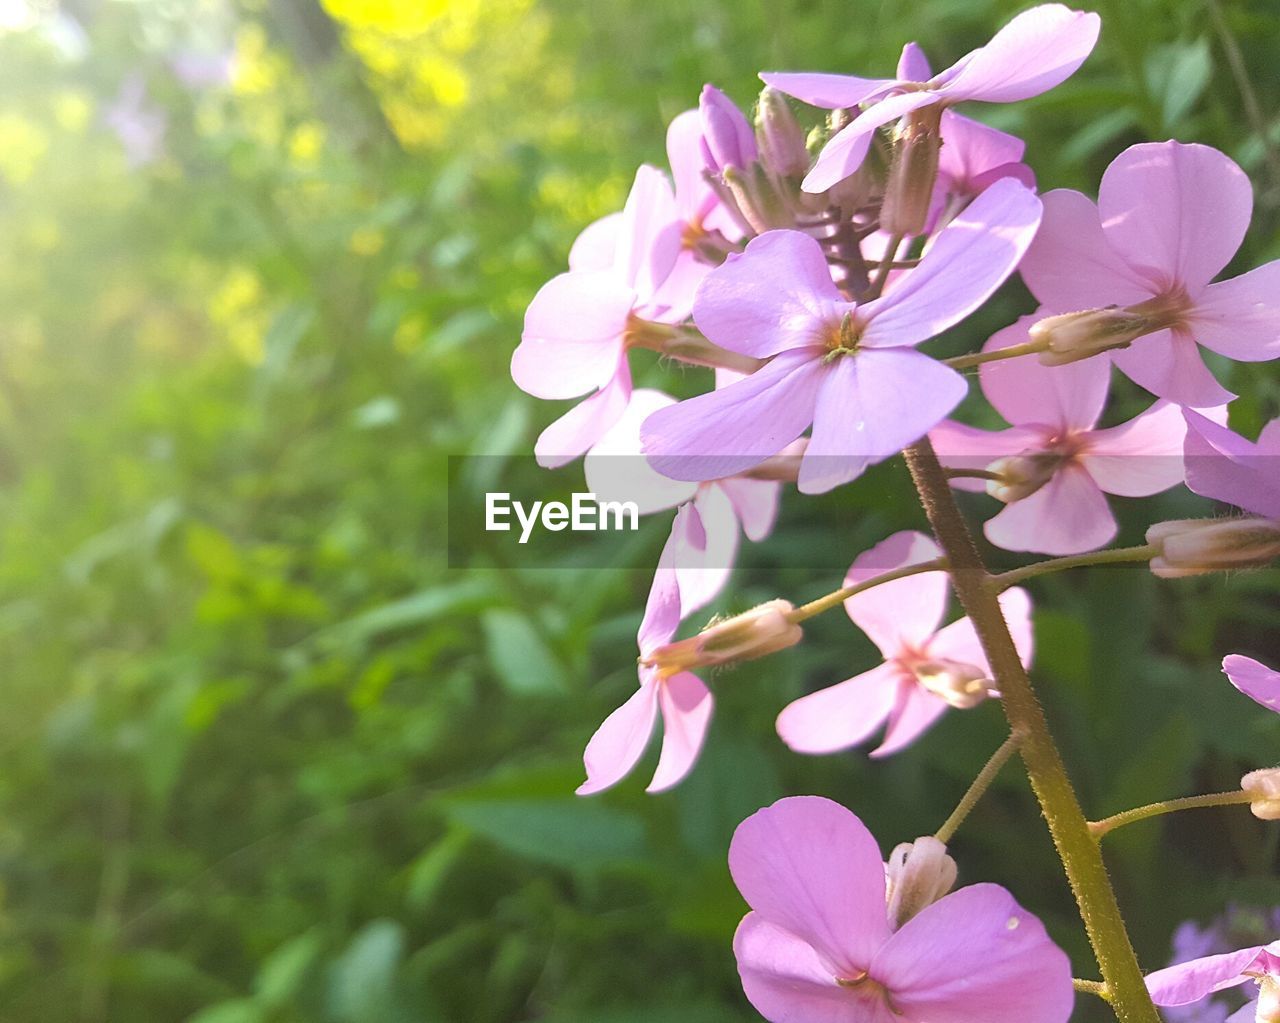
top-left (1, 0), bottom-right (1280, 1020)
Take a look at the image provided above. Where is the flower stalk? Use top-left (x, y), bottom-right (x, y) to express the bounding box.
top-left (1090, 789), bottom-right (1255, 839)
top-left (904, 437), bottom-right (1161, 1023)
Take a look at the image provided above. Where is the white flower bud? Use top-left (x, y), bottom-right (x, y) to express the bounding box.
top-left (885, 836), bottom-right (958, 929)
top-left (1147, 518), bottom-right (1280, 578)
top-left (913, 658), bottom-right (996, 709)
top-left (1242, 768), bottom-right (1280, 821)
top-left (1030, 307), bottom-right (1155, 365)
top-left (986, 452), bottom-right (1065, 503)
top-left (644, 600), bottom-right (802, 676)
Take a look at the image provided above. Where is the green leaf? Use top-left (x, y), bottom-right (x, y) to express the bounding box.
top-left (442, 798), bottom-right (647, 870)
top-left (254, 930), bottom-right (325, 1010)
top-left (327, 920), bottom-right (405, 1023)
top-left (187, 1001), bottom-right (266, 1023)
top-left (481, 608), bottom-right (566, 695)
top-left (1148, 39), bottom-right (1212, 128)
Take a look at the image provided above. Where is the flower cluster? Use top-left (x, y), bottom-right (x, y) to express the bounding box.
top-left (510, 3), bottom-right (1280, 1021)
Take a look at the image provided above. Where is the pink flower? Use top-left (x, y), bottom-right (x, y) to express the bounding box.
top-left (586, 388), bottom-right (795, 615)
top-left (931, 110), bottom-right (1036, 224)
top-left (512, 165), bottom-right (684, 468)
top-left (777, 532), bottom-right (1033, 757)
top-left (729, 796), bottom-right (1075, 1023)
top-left (577, 506), bottom-right (714, 795)
top-left (1223, 655), bottom-right (1280, 714)
top-left (1146, 941), bottom-right (1280, 1023)
top-left (931, 315), bottom-right (1209, 555)
top-left (1183, 411), bottom-right (1280, 519)
top-left (641, 178), bottom-right (1043, 495)
top-left (762, 5), bottom-right (1099, 192)
top-left (1020, 141), bottom-right (1280, 408)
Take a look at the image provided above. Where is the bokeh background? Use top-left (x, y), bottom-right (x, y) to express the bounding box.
top-left (2, 0), bottom-right (1280, 1020)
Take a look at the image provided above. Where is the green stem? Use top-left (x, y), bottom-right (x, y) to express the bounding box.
top-left (935, 730), bottom-right (1024, 843)
top-left (1090, 790), bottom-right (1254, 840)
top-left (944, 340), bottom-right (1047, 370)
top-left (904, 438), bottom-right (1160, 1023)
top-left (1075, 979), bottom-right (1112, 1001)
top-left (945, 467), bottom-right (1004, 483)
top-left (991, 544), bottom-right (1160, 590)
top-left (786, 557), bottom-right (948, 624)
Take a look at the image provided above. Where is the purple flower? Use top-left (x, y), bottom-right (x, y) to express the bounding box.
top-left (1021, 142), bottom-right (1280, 408)
top-left (763, 4), bottom-right (1099, 191)
top-left (776, 532), bottom-right (1032, 757)
top-left (729, 796), bottom-right (1075, 1023)
top-left (1147, 942), bottom-right (1280, 1023)
top-left (1183, 411), bottom-right (1280, 519)
top-left (1223, 655), bottom-right (1280, 714)
top-left (640, 178), bottom-right (1042, 494)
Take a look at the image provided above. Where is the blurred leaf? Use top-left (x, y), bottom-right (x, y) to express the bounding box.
top-left (327, 920), bottom-right (405, 1023)
top-left (481, 608), bottom-right (566, 695)
top-left (1147, 38), bottom-right (1212, 128)
top-left (188, 1001), bottom-right (266, 1023)
top-left (254, 930), bottom-right (325, 1010)
top-left (442, 798), bottom-right (647, 870)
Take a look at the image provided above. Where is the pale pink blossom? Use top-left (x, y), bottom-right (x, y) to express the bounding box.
top-left (577, 506), bottom-right (714, 795)
top-left (641, 179), bottom-right (1042, 494)
top-left (1021, 142), bottom-right (1280, 408)
top-left (1147, 941), bottom-right (1280, 1023)
top-left (931, 315), bottom-right (1210, 555)
top-left (585, 389), bottom-right (794, 615)
top-left (1223, 655), bottom-right (1280, 714)
top-left (762, 5), bottom-right (1099, 191)
top-left (1183, 411), bottom-right (1280, 519)
top-left (730, 796), bottom-right (1074, 1023)
top-left (777, 532), bottom-right (1033, 757)
top-left (512, 166), bottom-right (684, 468)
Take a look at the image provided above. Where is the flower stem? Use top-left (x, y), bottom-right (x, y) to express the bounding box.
top-left (867, 233), bottom-right (905, 299)
top-left (945, 467), bottom-right (1004, 483)
top-left (785, 557), bottom-right (948, 624)
top-left (944, 339), bottom-right (1047, 370)
top-left (1090, 790), bottom-right (1254, 840)
top-left (903, 438), bottom-right (1161, 1023)
top-left (935, 730), bottom-right (1024, 844)
top-left (990, 544), bottom-right (1161, 589)
top-left (1075, 979), bottom-right (1113, 1001)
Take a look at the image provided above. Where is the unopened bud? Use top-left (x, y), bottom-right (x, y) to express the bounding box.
top-left (885, 837), bottom-right (958, 929)
top-left (986, 452), bottom-right (1064, 503)
top-left (1030, 307), bottom-right (1155, 366)
top-left (723, 164), bottom-right (794, 233)
top-left (644, 599), bottom-right (802, 676)
top-left (1242, 768), bottom-right (1280, 821)
top-left (755, 87), bottom-right (809, 179)
top-left (700, 84), bottom-right (757, 173)
top-left (913, 658), bottom-right (995, 709)
top-left (1147, 518), bottom-right (1280, 578)
top-left (1257, 975), bottom-right (1280, 1023)
top-left (880, 105), bottom-right (943, 237)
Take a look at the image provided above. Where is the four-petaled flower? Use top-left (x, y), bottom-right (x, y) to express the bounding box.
top-left (730, 796), bottom-right (1075, 1023)
top-left (1147, 941), bottom-right (1280, 1023)
top-left (777, 531), bottom-right (1032, 757)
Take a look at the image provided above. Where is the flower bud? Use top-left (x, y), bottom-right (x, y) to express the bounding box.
top-left (986, 452), bottom-right (1064, 503)
top-left (912, 658), bottom-right (995, 709)
top-left (1147, 518), bottom-right (1280, 578)
top-left (1030, 307), bottom-right (1155, 366)
top-left (723, 164), bottom-right (794, 233)
top-left (700, 84), bottom-right (757, 173)
top-left (1242, 768), bottom-right (1280, 821)
top-left (885, 837), bottom-right (958, 930)
top-left (755, 87), bottom-right (809, 179)
top-left (643, 600), bottom-right (802, 676)
top-left (880, 105), bottom-right (943, 237)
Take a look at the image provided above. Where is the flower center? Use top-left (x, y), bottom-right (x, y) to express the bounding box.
top-left (823, 311), bottom-right (862, 362)
top-left (835, 971), bottom-right (903, 1015)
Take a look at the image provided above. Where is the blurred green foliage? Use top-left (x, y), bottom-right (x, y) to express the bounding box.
top-left (0, 0), bottom-right (1279, 1020)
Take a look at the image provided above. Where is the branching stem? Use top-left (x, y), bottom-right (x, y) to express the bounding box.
top-left (786, 558), bottom-right (948, 624)
top-left (1090, 790), bottom-right (1254, 839)
top-left (935, 730), bottom-right (1024, 843)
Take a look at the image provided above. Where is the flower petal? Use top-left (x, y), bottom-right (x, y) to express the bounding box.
top-left (648, 671), bottom-right (714, 792)
top-left (674, 486), bottom-right (738, 616)
top-left (759, 71), bottom-right (897, 110)
top-left (776, 663), bottom-right (902, 755)
top-left (534, 367), bottom-right (633, 469)
top-left (873, 883), bottom-right (1074, 1023)
top-left (1080, 400), bottom-right (1196, 497)
top-left (930, 420), bottom-right (1045, 493)
top-left (1191, 260), bottom-right (1280, 362)
top-left (1019, 189), bottom-right (1154, 310)
top-left (694, 230), bottom-right (847, 358)
top-left (734, 914), bottom-right (898, 1023)
top-left (978, 314), bottom-right (1111, 430)
top-left (585, 389), bottom-right (698, 514)
top-left (641, 348), bottom-right (826, 483)
top-left (928, 588), bottom-right (1035, 671)
top-left (615, 164), bottom-right (683, 297)
top-left (860, 178), bottom-right (1042, 347)
top-left (717, 475), bottom-right (782, 543)
top-left (1223, 654), bottom-right (1280, 714)
top-left (514, 271), bottom-right (634, 399)
top-left (1098, 142), bottom-right (1253, 291)
top-left (569, 213), bottom-right (623, 272)
top-left (1183, 410), bottom-right (1280, 519)
top-left (845, 531), bottom-right (947, 654)
top-left (937, 4), bottom-right (1100, 104)
top-left (1145, 946), bottom-right (1266, 1007)
top-left (985, 462), bottom-right (1117, 555)
top-left (577, 679), bottom-right (660, 796)
top-left (1111, 328), bottom-right (1236, 409)
top-left (802, 90), bottom-right (939, 192)
top-left (729, 796), bottom-right (891, 975)
top-left (897, 42), bottom-right (933, 82)
top-left (871, 683), bottom-right (950, 758)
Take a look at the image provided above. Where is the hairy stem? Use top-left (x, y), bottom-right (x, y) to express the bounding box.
top-left (990, 544), bottom-right (1160, 590)
top-left (935, 730), bottom-right (1024, 844)
top-left (904, 438), bottom-right (1160, 1023)
top-left (944, 339), bottom-right (1047, 370)
top-left (1090, 790), bottom-right (1254, 839)
top-left (786, 557), bottom-right (948, 624)
top-left (1074, 979), bottom-right (1113, 1001)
